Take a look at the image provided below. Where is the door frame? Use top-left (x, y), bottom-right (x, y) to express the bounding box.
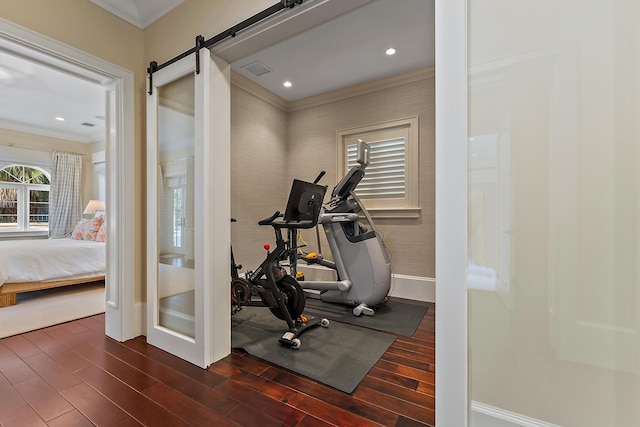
top-left (435, 0), bottom-right (469, 425)
top-left (0, 18), bottom-right (137, 341)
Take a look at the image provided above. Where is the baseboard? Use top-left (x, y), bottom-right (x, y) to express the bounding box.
top-left (471, 401), bottom-right (563, 427)
top-left (297, 264), bottom-right (435, 303)
top-left (389, 274), bottom-right (435, 303)
top-left (134, 302), bottom-right (146, 337)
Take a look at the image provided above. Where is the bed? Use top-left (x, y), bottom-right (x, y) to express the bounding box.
top-left (0, 238), bottom-right (106, 308)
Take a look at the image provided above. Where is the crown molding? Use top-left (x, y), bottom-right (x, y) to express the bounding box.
top-left (230, 72), bottom-right (289, 112)
top-left (89, 0), bottom-right (184, 29)
top-left (288, 67), bottom-right (435, 112)
top-left (231, 67), bottom-right (435, 113)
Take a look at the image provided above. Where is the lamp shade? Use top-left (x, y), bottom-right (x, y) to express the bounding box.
top-left (83, 199), bottom-right (105, 215)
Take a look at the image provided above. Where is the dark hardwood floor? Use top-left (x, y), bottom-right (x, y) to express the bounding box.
top-left (0, 301), bottom-right (435, 426)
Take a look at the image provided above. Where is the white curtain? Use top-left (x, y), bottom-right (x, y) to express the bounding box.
top-left (49, 151), bottom-right (82, 238)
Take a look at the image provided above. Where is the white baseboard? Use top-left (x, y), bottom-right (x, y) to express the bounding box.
top-left (298, 264), bottom-right (435, 303)
top-left (134, 302), bottom-right (146, 337)
top-left (389, 274), bottom-right (435, 302)
top-left (471, 402), bottom-right (563, 427)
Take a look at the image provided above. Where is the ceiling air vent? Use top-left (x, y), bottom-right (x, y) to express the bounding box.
top-left (242, 61), bottom-right (272, 77)
top-left (81, 122), bottom-right (96, 127)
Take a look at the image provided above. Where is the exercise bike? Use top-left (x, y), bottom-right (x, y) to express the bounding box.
top-left (288, 140), bottom-right (392, 317)
top-left (230, 177), bottom-right (329, 349)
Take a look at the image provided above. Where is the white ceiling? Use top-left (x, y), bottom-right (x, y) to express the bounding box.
top-left (231, 0), bottom-right (434, 101)
top-left (0, 50), bottom-right (106, 143)
top-left (89, 0), bottom-right (184, 29)
top-left (0, 0), bottom-right (434, 144)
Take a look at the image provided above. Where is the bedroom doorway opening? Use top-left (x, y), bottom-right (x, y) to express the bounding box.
top-left (0, 19), bottom-right (135, 341)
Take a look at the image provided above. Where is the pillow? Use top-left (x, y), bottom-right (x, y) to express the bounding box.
top-left (71, 219), bottom-right (88, 240)
top-left (83, 215), bottom-right (104, 240)
top-left (71, 215), bottom-right (104, 240)
top-left (95, 222), bottom-right (106, 242)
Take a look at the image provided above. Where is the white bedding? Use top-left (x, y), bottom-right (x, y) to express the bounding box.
top-left (0, 238), bottom-right (105, 287)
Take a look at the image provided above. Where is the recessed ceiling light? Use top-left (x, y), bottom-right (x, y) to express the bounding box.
top-left (283, 81), bottom-right (292, 88)
top-left (55, 117), bottom-right (65, 121)
top-left (385, 47), bottom-right (397, 56)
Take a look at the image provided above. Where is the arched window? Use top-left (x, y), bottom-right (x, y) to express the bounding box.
top-left (0, 165), bottom-right (51, 233)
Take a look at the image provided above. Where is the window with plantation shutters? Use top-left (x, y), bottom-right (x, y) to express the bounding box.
top-left (346, 137), bottom-right (406, 198)
top-left (338, 117), bottom-right (419, 216)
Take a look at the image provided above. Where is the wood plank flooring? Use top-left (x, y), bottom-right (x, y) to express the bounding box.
top-left (0, 301), bottom-right (435, 426)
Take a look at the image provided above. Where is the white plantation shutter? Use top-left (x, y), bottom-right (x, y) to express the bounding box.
top-left (346, 138), bottom-right (406, 199)
top-left (338, 117), bottom-right (418, 215)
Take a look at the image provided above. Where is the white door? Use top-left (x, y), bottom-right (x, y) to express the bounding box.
top-left (146, 48), bottom-right (231, 368)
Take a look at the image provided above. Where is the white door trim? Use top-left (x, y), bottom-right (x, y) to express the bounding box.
top-left (435, 0), bottom-right (469, 425)
top-left (0, 18), bottom-right (136, 341)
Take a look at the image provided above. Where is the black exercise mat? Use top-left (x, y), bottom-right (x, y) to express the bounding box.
top-left (231, 307), bottom-right (395, 394)
top-left (303, 297), bottom-right (428, 337)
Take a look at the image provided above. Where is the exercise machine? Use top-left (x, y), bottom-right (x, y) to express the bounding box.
top-left (230, 180), bottom-right (329, 349)
top-left (290, 140), bottom-right (392, 316)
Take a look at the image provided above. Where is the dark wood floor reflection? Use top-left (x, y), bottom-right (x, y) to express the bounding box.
top-left (0, 301), bottom-right (435, 426)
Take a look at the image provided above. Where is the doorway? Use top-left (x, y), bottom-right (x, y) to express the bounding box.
top-left (0, 19), bottom-right (136, 341)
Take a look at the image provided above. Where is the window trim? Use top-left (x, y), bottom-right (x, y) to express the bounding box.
top-left (337, 116), bottom-right (420, 217)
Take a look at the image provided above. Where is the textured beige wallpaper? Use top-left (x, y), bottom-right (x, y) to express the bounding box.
top-left (288, 78), bottom-right (435, 277)
top-left (230, 86), bottom-right (290, 270)
top-left (230, 76), bottom-right (435, 278)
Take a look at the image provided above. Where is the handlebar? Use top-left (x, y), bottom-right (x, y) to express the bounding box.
top-left (257, 210), bottom-right (318, 230)
top-left (258, 211), bottom-right (282, 226)
top-left (272, 219), bottom-right (319, 230)
top-left (313, 170), bottom-right (326, 184)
